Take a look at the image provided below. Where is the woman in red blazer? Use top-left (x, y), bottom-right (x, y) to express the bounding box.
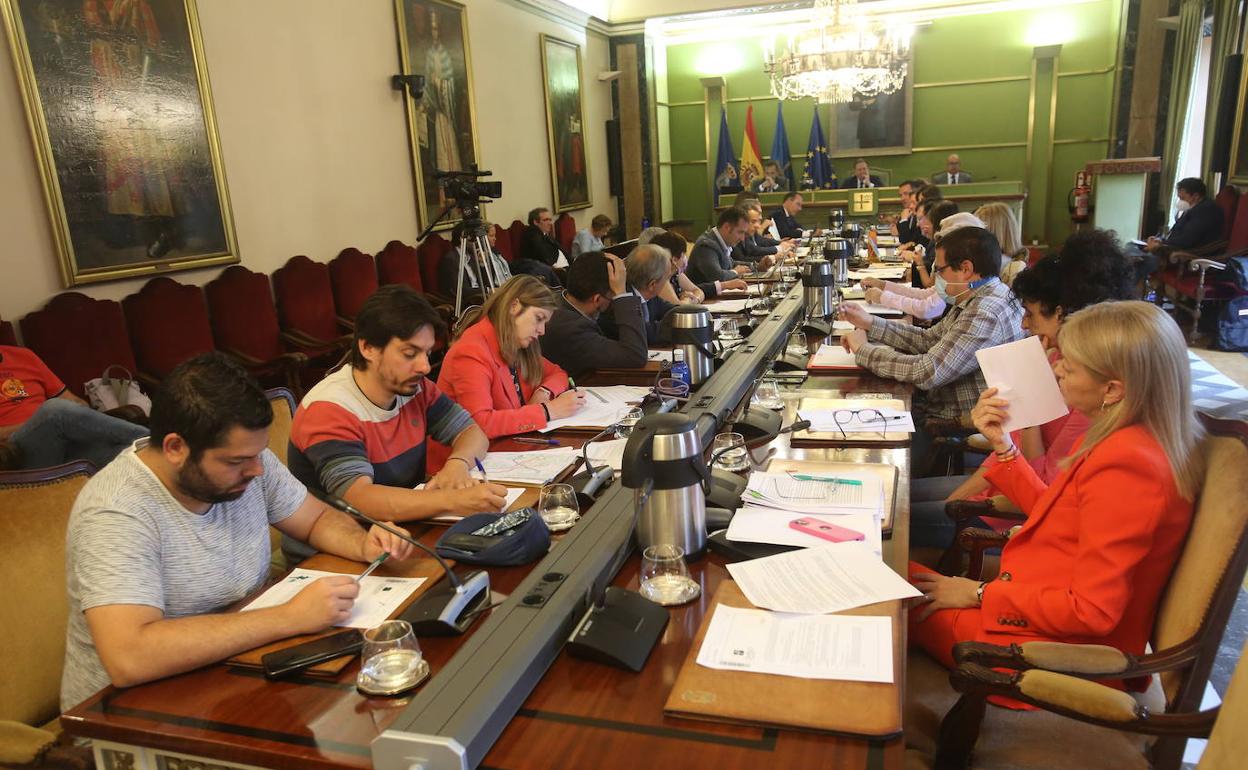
top-left (434, 276), bottom-right (585, 467)
top-left (910, 301), bottom-right (1204, 681)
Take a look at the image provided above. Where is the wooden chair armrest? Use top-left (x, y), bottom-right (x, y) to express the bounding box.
top-left (959, 526), bottom-right (1008, 579)
top-left (135, 370), bottom-right (161, 391)
top-left (103, 404), bottom-right (149, 427)
top-left (0, 720), bottom-right (62, 767)
top-left (1190, 258), bottom-right (1228, 274)
top-left (924, 416), bottom-right (976, 438)
top-left (944, 499), bottom-right (996, 522)
top-left (336, 315), bottom-right (356, 333)
top-left (281, 329), bottom-right (351, 353)
top-left (953, 640), bottom-right (1133, 674)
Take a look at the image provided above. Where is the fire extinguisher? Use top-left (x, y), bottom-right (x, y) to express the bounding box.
top-left (1068, 171), bottom-right (1092, 223)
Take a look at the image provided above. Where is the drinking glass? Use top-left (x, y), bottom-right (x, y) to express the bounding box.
top-left (615, 407), bottom-right (644, 439)
top-left (785, 330), bottom-right (808, 358)
top-left (753, 378), bottom-right (783, 410)
top-left (357, 620), bottom-right (427, 695)
top-left (719, 317), bottom-right (741, 341)
top-left (711, 432), bottom-right (750, 472)
top-left (639, 545), bottom-right (701, 606)
top-left (538, 483), bottom-right (580, 531)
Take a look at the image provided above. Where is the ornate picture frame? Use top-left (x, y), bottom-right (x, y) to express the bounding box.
top-left (828, 69), bottom-right (914, 159)
top-left (539, 34), bottom-right (591, 213)
top-left (395, 0), bottom-right (482, 231)
top-left (2, 0), bottom-right (239, 287)
top-left (1229, 59), bottom-right (1248, 186)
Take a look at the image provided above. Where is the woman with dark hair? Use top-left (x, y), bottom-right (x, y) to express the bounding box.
top-left (906, 199), bottom-right (958, 289)
top-left (651, 231), bottom-right (747, 305)
top-left (908, 229), bottom-right (1134, 549)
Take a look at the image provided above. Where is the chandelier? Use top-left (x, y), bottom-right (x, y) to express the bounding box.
top-left (763, 0), bottom-right (911, 104)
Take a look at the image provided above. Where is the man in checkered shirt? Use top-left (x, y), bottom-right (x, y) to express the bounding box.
top-left (841, 226), bottom-right (1023, 471)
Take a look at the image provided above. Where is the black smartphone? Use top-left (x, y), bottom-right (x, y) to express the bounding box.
top-left (261, 628), bottom-right (364, 679)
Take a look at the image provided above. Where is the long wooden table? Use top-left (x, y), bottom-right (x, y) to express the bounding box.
top-left (63, 329), bottom-right (914, 770)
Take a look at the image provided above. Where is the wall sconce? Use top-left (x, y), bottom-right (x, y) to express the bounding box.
top-left (391, 74), bottom-right (426, 99)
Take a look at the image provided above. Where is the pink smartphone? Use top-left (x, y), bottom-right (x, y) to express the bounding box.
top-left (789, 517), bottom-right (865, 543)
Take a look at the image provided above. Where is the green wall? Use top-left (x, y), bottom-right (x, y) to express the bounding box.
top-left (659, 0), bottom-right (1121, 248)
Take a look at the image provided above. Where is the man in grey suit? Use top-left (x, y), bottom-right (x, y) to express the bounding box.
top-left (932, 154), bottom-right (973, 185)
top-left (687, 207), bottom-right (752, 286)
top-left (542, 252), bottom-right (648, 380)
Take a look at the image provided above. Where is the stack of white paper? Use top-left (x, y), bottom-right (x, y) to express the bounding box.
top-left (540, 386), bottom-right (650, 432)
top-left (708, 299), bottom-right (751, 314)
top-left (243, 569), bottom-right (427, 628)
top-left (726, 541), bottom-right (922, 614)
top-left (808, 344), bottom-right (861, 370)
top-left (801, 406), bottom-right (916, 434)
top-left (476, 450), bottom-right (579, 485)
top-left (726, 471), bottom-right (884, 555)
top-left (845, 299), bottom-right (904, 316)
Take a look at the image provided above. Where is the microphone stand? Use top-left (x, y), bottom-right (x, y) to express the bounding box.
top-left (313, 491), bottom-right (491, 636)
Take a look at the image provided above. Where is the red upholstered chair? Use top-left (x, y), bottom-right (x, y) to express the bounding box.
top-left (507, 221), bottom-right (528, 260)
top-left (271, 255), bottom-right (352, 360)
top-left (417, 234), bottom-right (453, 301)
top-left (555, 213), bottom-right (576, 255)
top-left (1214, 185), bottom-right (1240, 242)
top-left (491, 225), bottom-right (514, 262)
top-left (328, 247), bottom-right (379, 323)
top-left (205, 266), bottom-right (309, 394)
top-left (20, 293), bottom-right (138, 398)
top-left (122, 278), bottom-right (217, 388)
top-left (377, 240), bottom-right (424, 292)
top-left (0, 316), bottom-right (15, 346)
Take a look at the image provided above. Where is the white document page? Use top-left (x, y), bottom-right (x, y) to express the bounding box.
top-left (726, 507), bottom-right (883, 557)
top-left (975, 335), bottom-right (1068, 433)
top-left (697, 605), bottom-right (894, 682)
top-left (540, 386), bottom-right (650, 432)
top-left (554, 250), bottom-right (569, 268)
top-left (727, 541), bottom-right (921, 614)
top-left (845, 299), bottom-right (904, 316)
top-left (809, 344), bottom-right (861, 369)
top-left (584, 438), bottom-right (628, 471)
top-left (242, 569), bottom-right (427, 629)
top-left (708, 299), bottom-right (751, 314)
top-left (802, 407), bottom-right (916, 434)
top-left (743, 471), bottom-right (883, 513)
top-left (476, 450), bottom-right (578, 484)
top-left (647, 349), bottom-right (675, 364)
top-left (420, 485), bottom-right (526, 525)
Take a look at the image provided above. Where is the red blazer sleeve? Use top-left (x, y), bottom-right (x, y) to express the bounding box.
top-left (539, 357), bottom-right (569, 394)
top-left (980, 445), bottom-right (1173, 638)
top-left (982, 453), bottom-right (1048, 514)
top-left (438, 338), bottom-right (548, 438)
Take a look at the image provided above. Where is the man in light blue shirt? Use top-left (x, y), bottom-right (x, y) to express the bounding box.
top-left (571, 214), bottom-right (614, 260)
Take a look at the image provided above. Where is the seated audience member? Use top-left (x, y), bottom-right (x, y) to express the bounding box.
top-left (910, 302), bottom-right (1202, 683)
top-left (768, 192), bottom-right (806, 239)
top-left (513, 207), bottom-right (564, 287)
top-left (438, 221), bottom-right (512, 301)
top-left (862, 213), bottom-right (986, 321)
top-left (933, 153), bottom-right (973, 185)
top-left (60, 353), bottom-right (415, 712)
top-left (652, 232), bottom-right (747, 306)
top-left (906, 199), bottom-right (959, 289)
top-left (840, 227), bottom-right (1024, 472)
top-left (289, 285), bottom-right (507, 541)
top-left (908, 229), bottom-right (1134, 549)
top-left (892, 179), bottom-right (924, 244)
top-left (572, 214), bottom-right (613, 259)
top-left (688, 207), bottom-right (753, 285)
top-left (636, 226), bottom-right (667, 245)
top-left (975, 203), bottom-right (1028, 285)
top-left (840, 158), bottom-right (883, 189)
top-left (437, 276), bottom-right (585, 453)
top-left (915, 183), bottom-right (944, 207)
top-left (0, 345), bottom-right (146, 471)
top-left (542, 252), bottom-right (647, 379)
top-left (599, 245), bottom-right (676, 345)
top-left (1133, 177), bottom-right (1226, 287)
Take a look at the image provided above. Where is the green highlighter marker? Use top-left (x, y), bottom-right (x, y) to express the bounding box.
top-left (789, 474), bottom-right (863, 486)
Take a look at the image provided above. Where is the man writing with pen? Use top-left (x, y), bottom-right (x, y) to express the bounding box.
top-left (61, 353), bottom-right (418, 712)
top-left (287, 285), bottom-right (511, 563)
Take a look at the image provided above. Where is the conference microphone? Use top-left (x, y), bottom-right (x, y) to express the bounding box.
top-left (312, 490), bottom-right (491, 636)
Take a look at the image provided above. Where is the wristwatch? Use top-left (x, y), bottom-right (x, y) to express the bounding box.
top-left (975, 581), bottom-right (987, 605)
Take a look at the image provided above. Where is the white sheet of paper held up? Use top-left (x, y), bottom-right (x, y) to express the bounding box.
top-left (696, 605), bottom-right (894, 682)
top-left (975, 335), bottom-right (1069, 433)
top-left (242, 568), bottom-right (426, 628)
top-left (726, 541), bottom-right (921, 614)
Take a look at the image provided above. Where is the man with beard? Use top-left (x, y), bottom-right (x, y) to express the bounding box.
top-left (288, 285), bottom-right (505, 563)
top-left (61, 353), bottom-right (416, 711)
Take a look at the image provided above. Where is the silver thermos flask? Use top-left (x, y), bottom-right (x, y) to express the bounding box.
top-left (667, 305), bottom-right (715, 386)
top-left (621, 414), bottom-right (708, 558)
top-left (802, 259), bottom-right (837, 319)
top-left (823, 237), bottom-right (852, 287)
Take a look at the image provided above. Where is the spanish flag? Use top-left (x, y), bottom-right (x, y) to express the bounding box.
top-left (739, 105), bottom-right (764, 192)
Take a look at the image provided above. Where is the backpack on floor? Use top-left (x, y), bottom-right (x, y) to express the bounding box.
top-left (1214, 294), bottom-right (1248, 351)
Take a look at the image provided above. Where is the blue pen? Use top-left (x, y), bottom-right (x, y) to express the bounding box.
top-left (474, 458), bottom-right (489, 483)
top-left (512, 437), bottom-right (560, 446)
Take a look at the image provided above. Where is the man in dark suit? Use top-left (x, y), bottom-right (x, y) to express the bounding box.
top-left (513, 207), bottom-right (564, 287)
top-left (687, 207), bottom-right (752, 285)
top-left (1148, 178), bottom-right (1225, 253)
top-left (437, 221), bottom-right (511, 302)
top-left (892, 180), bottom-right (924, 245)
top-left (542, 252), bottom-right (647, 379)
top-left (767, 192), bottom-right (805, 239)
top-left (731, 200), bottom-right (793, 268)
top-left (932, 154), bottom-right (973, 185)
top-left (840, 158), bottom-right (884, 189)
top-left (599, 245), bottom-right (676, 345)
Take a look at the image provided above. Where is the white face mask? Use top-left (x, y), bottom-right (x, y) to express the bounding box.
top-left (1175, 199), bottom-right (1192, 214)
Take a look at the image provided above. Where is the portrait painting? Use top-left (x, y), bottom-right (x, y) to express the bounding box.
top-left (2, 0), bottom-right (238, 286)
top-left (829, 71), bottom-right (913, 158)
top-left (1230, 62), bottom-right (1248, 186)
top-left (395, 0), bottom-right (481, 230)
top-left (540, 34), bottom-right (590, 212)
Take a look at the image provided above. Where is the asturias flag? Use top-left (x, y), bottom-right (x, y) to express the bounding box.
top-left (769, 103), bottom-right (794, 192)
top-left (712, 107), bottom-right (740, 203)
top-left (739, 105), bottom-right (764, 192)
top-left (801, 109), bottom-right (836, 189)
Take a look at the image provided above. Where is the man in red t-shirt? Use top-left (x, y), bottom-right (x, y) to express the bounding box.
top-left (0, 346), bottom-right (146, 470)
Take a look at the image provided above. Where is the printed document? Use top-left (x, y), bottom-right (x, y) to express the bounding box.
top-left (540, 386), bottom-right (650, 432)
top-left (975, 335), bottom-right (1068, 433)
top-left (697, 605), bottom-right (893, 682)
top-left (808, 344), bottom-right (861, 370)
top-left (727, 541), bottom-right (921, 614)
top-left (708, 299), bottom-right (751, 314)
top-left (726, 507), bottom-right (882, 557)
top-left (242, 569), bottom-right (426, 628)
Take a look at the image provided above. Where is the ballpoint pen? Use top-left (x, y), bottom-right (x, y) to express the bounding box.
top-left (568, 376), bottom-right (578, 391)
top-left (356, 552), bottom-right (389, 583)
top-left (475, 457), bottom-right (489, 482)
top-left (513, 437), bottom-right (560, 446)
top-left (788, 473), bottom-right (863, 486)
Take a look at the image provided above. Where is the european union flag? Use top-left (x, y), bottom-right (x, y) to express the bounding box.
top-left (712, 107), bottom-right (740, 204)
top-left (768, 103), bottom-right (794, 192)
top-left (801, 110), bottom-right (836, 190)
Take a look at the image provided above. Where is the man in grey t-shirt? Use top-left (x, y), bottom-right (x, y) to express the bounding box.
top-left (61, 353), bottom-right (414, 712)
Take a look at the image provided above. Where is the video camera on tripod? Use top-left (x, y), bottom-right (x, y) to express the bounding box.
top-left (419, 166), bottom-right (507, 317)
top-left (434, 167), bottom-right (502, 226)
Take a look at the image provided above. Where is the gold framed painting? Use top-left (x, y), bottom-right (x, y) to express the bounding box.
top-left (540, 34), bottom-right (591, 213)
top-left (2, 0), bottom-right (239, 287)
top-left (395, 0), bottom-right (482, 231)
top-left (827, 66), bottom-right (914, 159)
top-left (1229, 59), bottom-right (1248, 186)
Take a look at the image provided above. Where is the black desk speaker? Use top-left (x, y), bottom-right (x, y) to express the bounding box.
top-left (565, 587), bottom-right (669, 672)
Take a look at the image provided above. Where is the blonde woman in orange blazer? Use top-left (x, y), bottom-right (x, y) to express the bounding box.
top-left (910, 302), bottom-right (1204, 684)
